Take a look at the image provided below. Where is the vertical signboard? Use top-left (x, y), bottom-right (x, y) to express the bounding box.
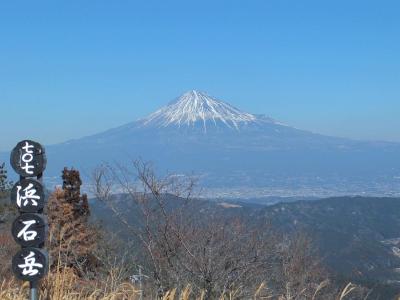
top-left (10, 140), bottom-right (48, 300)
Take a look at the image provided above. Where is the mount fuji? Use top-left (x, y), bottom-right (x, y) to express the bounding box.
top-left (142, 90), bottom-right (268, 130)
top-left (6, 90), bottom-right (400, 198)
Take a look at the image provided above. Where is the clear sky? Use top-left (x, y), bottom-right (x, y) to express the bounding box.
top-left (1, 0), bottom-right (399, 151)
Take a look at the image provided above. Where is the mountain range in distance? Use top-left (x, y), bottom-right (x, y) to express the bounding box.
top-left (3, 90), bottom-right (400, 199)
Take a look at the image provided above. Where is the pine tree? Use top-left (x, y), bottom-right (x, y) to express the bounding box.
top-left (47, 168), bottom-right (98, 277)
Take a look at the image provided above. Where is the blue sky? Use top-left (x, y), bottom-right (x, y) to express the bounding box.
top-left (1, 0), bottom-right (399, 151)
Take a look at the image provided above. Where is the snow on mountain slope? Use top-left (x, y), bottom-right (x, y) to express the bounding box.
top-left (1, 89), bottom-right (399, 197)
top-left (141, 90), bottom-right (278, 131)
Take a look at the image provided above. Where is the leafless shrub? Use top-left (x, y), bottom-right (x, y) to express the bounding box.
top-left (92, 160), bottom-right (350, 299)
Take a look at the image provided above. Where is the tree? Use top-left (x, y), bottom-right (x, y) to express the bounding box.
top-left (94, 161), bottom-right (335, 299)
top-left (47, 168), bottom-right (98, 278)
top-left (0, 163), bottom-right (12, 199)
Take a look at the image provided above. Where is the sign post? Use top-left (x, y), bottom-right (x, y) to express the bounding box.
top-left (10, 140), bottom-right (48, 300)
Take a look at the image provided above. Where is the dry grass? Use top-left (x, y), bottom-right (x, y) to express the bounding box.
top-left (0, 272), bottom-right (362, 300)
top-left (0, 274), bottom-right (365, 300)
top-left (0, 268), bottom-right (140, 300)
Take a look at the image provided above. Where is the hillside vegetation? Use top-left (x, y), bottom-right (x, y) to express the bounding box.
top-left (0, 162), bottom-right (395, 299)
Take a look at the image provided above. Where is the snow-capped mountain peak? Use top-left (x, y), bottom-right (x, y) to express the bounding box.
top-left (141, 90), bottom-right (264, 130)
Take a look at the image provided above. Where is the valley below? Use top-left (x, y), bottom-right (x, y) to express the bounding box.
top-left (90, 194), bottom-right (400, 298)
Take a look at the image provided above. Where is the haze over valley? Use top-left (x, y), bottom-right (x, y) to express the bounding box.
top-left (3, 90), bottom-right (398, 199)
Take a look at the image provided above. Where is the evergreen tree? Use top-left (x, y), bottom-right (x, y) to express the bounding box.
top-left (47, 168), bottom-right (98, 278)
top-left (0, 162), bottom-right (12, 198)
